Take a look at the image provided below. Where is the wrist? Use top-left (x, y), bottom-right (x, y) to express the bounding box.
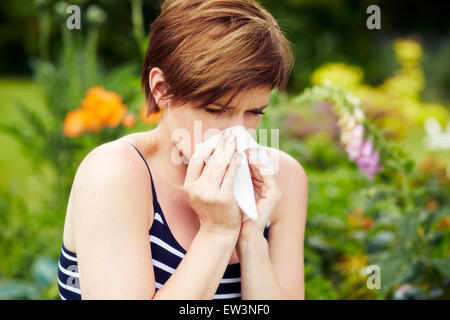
top-left (198, 226), bottom-right (239, 246)
top-left (236, 233), bottom-right (267, 258)
top-left (237, 228), bottom-right (266, 245)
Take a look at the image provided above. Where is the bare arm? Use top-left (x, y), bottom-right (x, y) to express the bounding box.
top-left (153, 229), bottom-right (238, 299)
top-left (237, 150), bottom-right (307, 299)
top-left (73, 143), bottom-right (155, 299)
top-left (72, 142), bottom-right (239, 299)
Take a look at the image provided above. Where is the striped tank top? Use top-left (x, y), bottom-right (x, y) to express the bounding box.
top-left (57, 142), bottom-right (270, 300)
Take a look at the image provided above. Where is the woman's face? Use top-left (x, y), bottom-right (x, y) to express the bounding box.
top-left (164, 86), bottom-right (272, 162)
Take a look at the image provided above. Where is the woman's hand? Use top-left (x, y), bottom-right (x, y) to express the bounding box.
top-left (183, 131), bottom-right (242, 240)
top-left (238, 148), bottom-right (282, 243)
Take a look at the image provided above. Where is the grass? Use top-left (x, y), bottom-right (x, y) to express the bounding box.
top-left (0, 78), bottom-right (55, 212)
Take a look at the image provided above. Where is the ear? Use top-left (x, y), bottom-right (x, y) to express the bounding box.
top-left (149, 67), bottom-right (169, 108)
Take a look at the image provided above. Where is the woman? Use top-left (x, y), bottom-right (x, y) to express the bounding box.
top-left (57, 0), bottom-right (307, 300)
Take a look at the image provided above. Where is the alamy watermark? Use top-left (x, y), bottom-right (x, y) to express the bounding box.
top-left (366, 5), bottom-right (381, 30)
top-left (365, 265), bottom-right (381, 289)
top-left (66, 5), bottom-right (81, 30)
top-left (64, 264), bottom-right (80, 289)
top-left (169, 121), bottom-right (280, 175)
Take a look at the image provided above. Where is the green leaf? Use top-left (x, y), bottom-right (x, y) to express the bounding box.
top-left (430, 257), bottom-right (450, 278)
top-left (423, 209), bottom-right (448, 233)
top-left (366, 231), bottom-right (395, 252)
top-left (402, 259), bottom-right (426, 283)
top-left (402, 160), bottom-right (415, 173)
top-left (379, 247), bottom-right (411, 294)
top-left (0, 123), bottom-right (33, 146)
top-left (15, 102), bottom-right (47, 136)
top-left (0, 280), bottom-right (40, 300)
top-left (397, 211), bottom-right (420, 246)
top-left (32, 257), bottom-right (58, 287)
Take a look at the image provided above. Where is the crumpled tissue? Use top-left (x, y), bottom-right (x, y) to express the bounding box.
top-left (194, 125), bottom-right (274, 222)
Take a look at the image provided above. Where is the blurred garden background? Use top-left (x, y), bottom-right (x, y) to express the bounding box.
top-left (0, 0), bottom-right (449, 300)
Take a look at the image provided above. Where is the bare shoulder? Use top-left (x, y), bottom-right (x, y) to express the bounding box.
top-left (264, 146), bottom-right (308, 189)
top-left (74, 140), bottom-right (153, 195)
top-left (70, 140), bottom-right (154, 234)
top-left (263, 146), bottom-right (308, 224)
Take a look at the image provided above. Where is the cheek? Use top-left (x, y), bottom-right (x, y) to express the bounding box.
top-left (246, 116), bottom-right (261, 128)
top-left (240, 115), bottom-right (262, 133)
top-left (181, 124), bottom-right (219, 160)
top-left (173, 111), bottom-right (214, 156)
top-left (166, 109), bottom-right (193, 160)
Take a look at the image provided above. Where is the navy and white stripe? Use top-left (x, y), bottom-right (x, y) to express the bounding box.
top-left (57, 243), bottom-right (80, 300)
top-left (57, 142), bottom-right (269, 300)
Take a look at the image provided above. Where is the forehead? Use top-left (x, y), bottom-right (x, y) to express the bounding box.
top-left (214, 86), bottom-right (272, 110)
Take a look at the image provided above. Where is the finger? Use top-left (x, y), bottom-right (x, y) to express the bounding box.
top-left (209, 133), bottom-right (237, 183)
top-left (248, 147), bottom-right (275, 175)
top-left (248, 149), bottom-right (278, 194)
top-left (220, 150), bottom-right (241, 194)
top-left (201, 131), bottom-right (227, 178)
top-left (202, 132), bottom-right (236, 183)
top-left (185, 144), bottom-right (215, 183)
top-left (247, 148), bottom-right (264, 181)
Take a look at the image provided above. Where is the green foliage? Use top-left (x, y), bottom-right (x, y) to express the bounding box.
top-left (293, 85), bottom-right (414, 176)
top-left (279, 86), bottom-right (449, 299)
top-left (0, 186), bottom-right (60, 299)
top-left (0, 9), bottom-right (143, 193)
top-left (0, 3), bottom-right (144, 299)
top-left (0, 256), bottom-right (57, 300)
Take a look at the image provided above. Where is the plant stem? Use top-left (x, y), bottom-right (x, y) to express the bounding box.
top-left (131, 0), bottom-right (146, 57)
top-left (38, 8), bottom-right (51, 60)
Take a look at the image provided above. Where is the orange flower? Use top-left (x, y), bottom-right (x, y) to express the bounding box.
top-left (436, 216), bottom-right (450, 231)
top-left (347, 208), bottom-right (373, 230)
top-left (426, 199), bottom-right (439, 212)
top-left (81, 86), bottom-right (127, 130)
top-left (140, 105), bottom-right (162, 125)
top-left (81, 108), bottom-right (103, 133)
top-left (63, 109), bottom-right (86, 138)
top-left (122, 113), bottom-right (136, 128)
top-left (63, 86), bottom-right (128, 137)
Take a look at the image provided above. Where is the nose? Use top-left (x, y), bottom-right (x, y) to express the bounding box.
top-left (221, 114), bottom-right (246, 130)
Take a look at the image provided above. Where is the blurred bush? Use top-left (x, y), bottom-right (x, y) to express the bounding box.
top-left (0, 1), bottom-right (152, 299)
top-left (1, 1), bottom-right (450, 102)
top-left (262, 41), bottom-right (450, 298)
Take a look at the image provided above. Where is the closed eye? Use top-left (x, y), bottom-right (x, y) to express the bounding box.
top-left (205, 109), bottom-right (265, 115)
top-left (205, 108), bottom-right (226, 114)
top-left (251, 110), bottom-right (265, 115)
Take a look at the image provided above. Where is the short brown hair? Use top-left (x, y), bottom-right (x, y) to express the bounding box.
top-left (141, 0), bottom-right (294, 115)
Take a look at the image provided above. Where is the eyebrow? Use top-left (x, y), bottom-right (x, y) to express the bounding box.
top-left (211, 102), bottom-right (269, 111)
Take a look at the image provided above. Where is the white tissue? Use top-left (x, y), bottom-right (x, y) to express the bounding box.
top-left (194, 125), bottom-right (274, 222)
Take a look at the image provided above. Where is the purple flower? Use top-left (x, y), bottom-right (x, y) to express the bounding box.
top-left (355, 140), bottom-right (381, 180)
top-left (344, 124), bottom-right (364, 161)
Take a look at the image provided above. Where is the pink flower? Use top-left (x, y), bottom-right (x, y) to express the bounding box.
top-left (355, 140), bottom-right (381, 180)
top-left (399, 284), bottom-right (411, 293)
top-left (337, 107), bottom-right (381, 180)
top-left (344, 124), bottom-right (364, 161)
